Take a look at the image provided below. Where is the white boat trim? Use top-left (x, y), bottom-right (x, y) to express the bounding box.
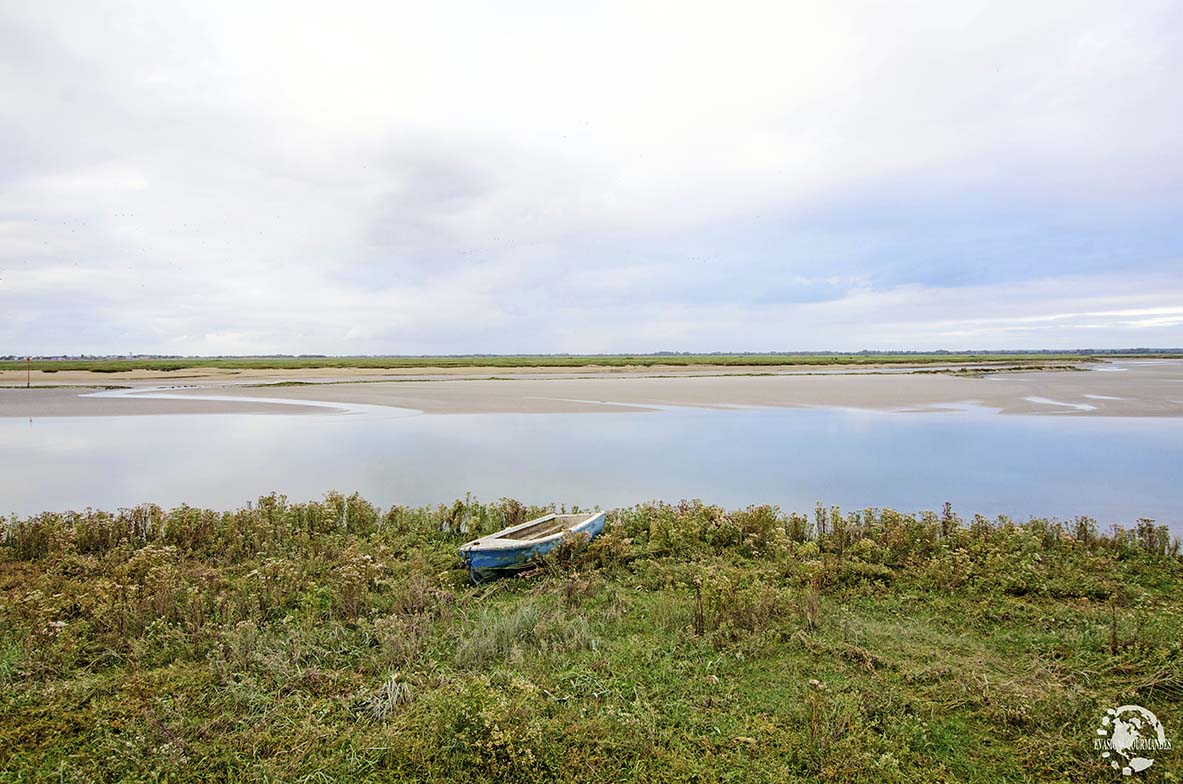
top-left (459, 512), bottom-right (605, 552)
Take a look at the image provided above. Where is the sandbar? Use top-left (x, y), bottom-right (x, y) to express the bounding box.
top-left (2, 360), bottom-right (1181, 418)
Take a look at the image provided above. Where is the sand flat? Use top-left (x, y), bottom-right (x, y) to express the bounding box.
top-left (2, 360), bottom-right (1181, 418)
top-left (0, 386), bottom-right (329, 417)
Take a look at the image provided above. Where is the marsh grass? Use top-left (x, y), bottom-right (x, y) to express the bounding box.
top-left (455, 600), bottom-right (596, 669)
top-left (0, 352), bottom-right (1125, 375)
top-left (357, 671), bottom-right (413, 720)
top-left (1, 494), bottom-right (1181, 781)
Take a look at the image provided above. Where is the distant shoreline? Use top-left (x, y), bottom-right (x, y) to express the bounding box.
top-left (2, 358), bottom-right (1182, 419)
top-left (4, 350), bottom-right (1183, 376)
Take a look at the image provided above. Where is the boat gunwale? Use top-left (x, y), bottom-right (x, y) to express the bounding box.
top-left (459, 511), bottom-right (605, 552)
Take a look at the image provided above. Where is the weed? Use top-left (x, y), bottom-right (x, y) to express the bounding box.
top-left (455, 600), bottom-right (595, 668)
top-left (1, 495), bottom-right (1180, 781)
top-left (356, 671), bottom-right (412, 720)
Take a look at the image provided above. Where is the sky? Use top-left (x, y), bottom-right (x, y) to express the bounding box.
top-left (1, 1), bottom-right (1181, 355)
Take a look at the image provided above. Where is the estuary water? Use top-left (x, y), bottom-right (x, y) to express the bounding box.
top-left (2, 403), bottom-right (1181, 535)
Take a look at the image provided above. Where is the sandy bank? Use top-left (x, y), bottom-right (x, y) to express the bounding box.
top-left (166, 361), bottom-right (1183, 416)
top-left (0, 387), bottom-right (329, 417)
top-left (2, 360), bottom-right (1180, 418)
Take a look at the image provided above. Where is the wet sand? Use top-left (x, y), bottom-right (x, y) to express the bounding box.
top-left (0, 387), bottom-right (329, 417)
top-left (2, 360), bottom-right (1181, 418)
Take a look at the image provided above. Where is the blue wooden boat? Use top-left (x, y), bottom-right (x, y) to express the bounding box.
top-left (459, 511), bottom-right (606, 582)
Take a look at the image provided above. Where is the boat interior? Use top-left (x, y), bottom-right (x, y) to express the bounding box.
top-left (499, 514), bottom-right (589, 541)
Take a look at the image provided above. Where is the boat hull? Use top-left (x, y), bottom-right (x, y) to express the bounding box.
top-left (460, 512), bottom-right (605, 581)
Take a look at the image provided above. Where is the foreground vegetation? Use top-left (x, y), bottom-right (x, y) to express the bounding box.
top-left (2, 496), bottom-right (1180, 782)
top-left (0, 352), bottom-right (1137, 374)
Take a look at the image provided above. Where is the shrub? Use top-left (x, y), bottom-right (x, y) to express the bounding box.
top-left (795, 541), bottom-right (820, 560)
top-left (331, 544), bottom-right (384, 620)
top-left (445, 677), bottom-right (547, 780)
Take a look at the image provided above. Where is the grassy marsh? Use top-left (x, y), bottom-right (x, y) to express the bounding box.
top-left (0, 353), bottom-right (1129, 374)
top-left (1, 496), bottom-right (1180, 781)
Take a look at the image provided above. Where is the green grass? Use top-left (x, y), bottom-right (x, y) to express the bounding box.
top-left (1, 495), bottom-right (1180, 782)
top-left (0, 352), bottom-right (1149, 374)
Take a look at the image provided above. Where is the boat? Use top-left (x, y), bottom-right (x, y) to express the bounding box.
top-left (459, 511), bottom-right (606, 582)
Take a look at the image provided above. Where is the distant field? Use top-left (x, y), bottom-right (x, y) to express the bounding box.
top-left (0, 353), bottom-right (1160, 373)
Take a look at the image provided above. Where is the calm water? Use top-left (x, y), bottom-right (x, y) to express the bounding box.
top-left (2, 405), bottom-right (1181, 534)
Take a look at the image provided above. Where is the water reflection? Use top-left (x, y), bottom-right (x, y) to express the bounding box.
top-left (2, 406), bottom-right (1180, 534)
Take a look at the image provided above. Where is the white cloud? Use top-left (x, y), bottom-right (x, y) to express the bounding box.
top-left (0, 1), bottom-right (1180, 354)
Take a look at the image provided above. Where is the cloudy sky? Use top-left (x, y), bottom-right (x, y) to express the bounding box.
top-left (2, 1), bottom-right (1181, 355)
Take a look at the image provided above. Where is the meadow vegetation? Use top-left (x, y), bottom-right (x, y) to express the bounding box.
top-left (1, 495), bottom-right (1180, 782)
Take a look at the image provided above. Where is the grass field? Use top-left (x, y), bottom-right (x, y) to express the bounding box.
top-left (0, 353), bottom-right (1141, 374)
top-left (2, 496), bottom-right (1180, 782)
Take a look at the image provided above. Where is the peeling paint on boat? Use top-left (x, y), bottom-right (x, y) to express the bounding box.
top-left (459, 511), bottom-right (606, 581)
